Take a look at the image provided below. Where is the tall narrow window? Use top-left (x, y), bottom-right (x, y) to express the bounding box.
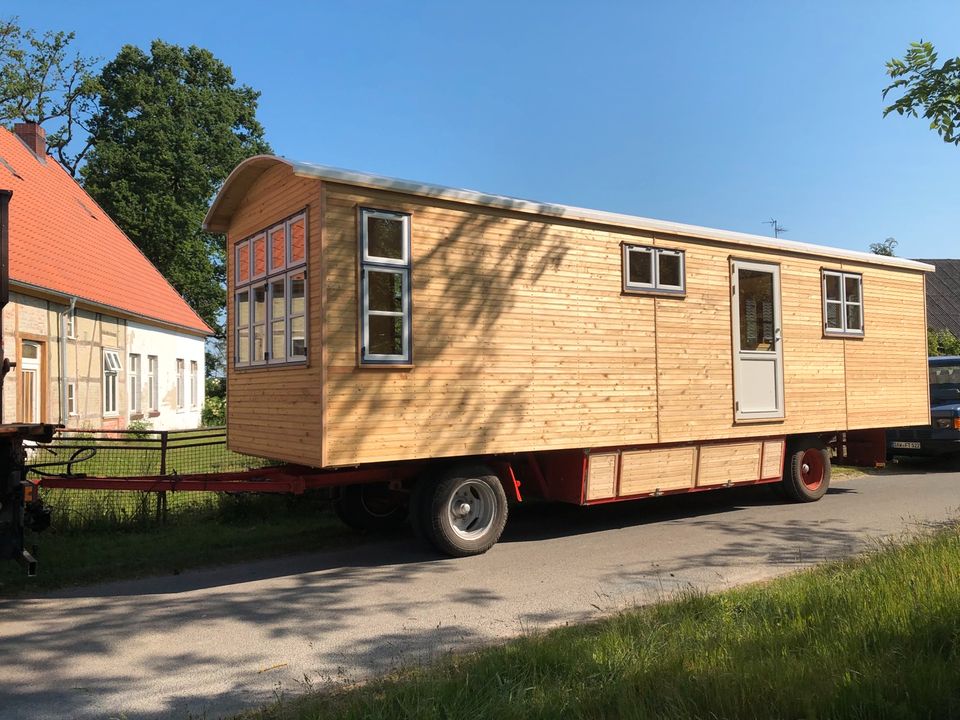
top-left (129, 353), bottom-right (141, 413)
top-left (190, 360), bottom-right (198, 408)
top-left (176, 358), bottom-right (185, 409)
top-left (67, 382), bottom-right (76, 416)
top-left (66, 307), bottom-right (76, 338)
top-left (147, 355), bottom-right (158, 411)
top-left (822, 270), bottom-right (864, 336)
top-left (359, 208), bottom-right (411, 364)
top-left (103, 350), bottom-right (121, 416)
top-left (234, 212), bottom-right (307, 366)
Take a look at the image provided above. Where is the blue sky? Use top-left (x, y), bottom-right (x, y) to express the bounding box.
top-left (15, 1), bottom-right (960, 257)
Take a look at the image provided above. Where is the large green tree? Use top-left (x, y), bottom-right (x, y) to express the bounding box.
top-left (883, 41), bottom-right (960, 145)
top-left (82, 40), bottom-right (270, 347)
top-left (0, 17), bottom-right (100, 175)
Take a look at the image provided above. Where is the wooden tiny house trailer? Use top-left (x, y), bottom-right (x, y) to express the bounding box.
top-left (205, 157), bottom-right (933, 555)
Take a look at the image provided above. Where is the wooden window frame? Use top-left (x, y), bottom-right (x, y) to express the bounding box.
top-left (359, 207), bottom-right (412, 365)
top-left (190, 360), bottom-right (198, 408)
top-left (622, 243), bottom-right (686, 296)
top-left (287, 268), bottom-right (308, 362)
top-left (821, 269), bottom-right (864, 337)
top-left (233, 211), bottom-right (308, 368)
top-left (66, 382), bottom-right (77, 416)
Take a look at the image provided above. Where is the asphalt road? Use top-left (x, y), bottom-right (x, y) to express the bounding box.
top-left (1, 467), bottom-right (958, 720)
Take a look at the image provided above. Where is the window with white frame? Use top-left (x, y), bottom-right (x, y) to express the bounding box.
top-left (190, 360), bottom-right (198, 408)
top-left (622, 244), bottom-right (686, 294)
top-left (359, 208), bottom-right (411, 364)
top-left (822, 270), bottom-right (863, 336)
top-left (234, 212), bottom-right (308, 366)
top-left (67, 382), bottom-right (76, 416)
top-left (103, 349), bottom-right (121, 416)
top-left (147, 355), bottom-right (158, 411)
top-left (129, 353), bottom-right (141, 413)
top-left (176, 358), bottom-right (185, 409)
top-left (66, 307), bottom-right (76, 338)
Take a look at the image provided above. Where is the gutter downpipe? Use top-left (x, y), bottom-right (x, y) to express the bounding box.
top-left (58, 297), bottom-right (76, 424)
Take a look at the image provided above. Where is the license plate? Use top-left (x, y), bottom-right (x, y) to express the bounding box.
top-left (891, 441), bottom-right (921, 449)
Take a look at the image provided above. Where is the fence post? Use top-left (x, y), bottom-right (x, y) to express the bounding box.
top-left (157, 431), bottom-right (168, 524)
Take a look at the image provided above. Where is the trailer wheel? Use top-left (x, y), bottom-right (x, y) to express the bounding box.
top-left (333, 483), bottom-right (408, 532)
top-left (416, 465), bottom-right (508, 557)
top-left (781, 441), bottom-right (831, 502)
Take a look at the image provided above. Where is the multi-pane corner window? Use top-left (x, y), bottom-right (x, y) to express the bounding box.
top-left (359, 208), bottom-right (411, 364)
top-left (234, 212), bottom-right (308, 366)
top-left (103, 349), bottom-right (121, 416)
top-left (622, 244), bottom-right (685, 294)
top-left (129, 353), bottom-right (141, 413)
top-left (822, 270), bottom-right (864, 336)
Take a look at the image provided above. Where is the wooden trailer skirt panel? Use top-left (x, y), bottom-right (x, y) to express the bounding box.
top-left (579, 437), bottom-right (785, 505)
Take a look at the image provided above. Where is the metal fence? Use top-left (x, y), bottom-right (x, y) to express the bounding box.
top-left (25, 427), bottom-right (292, 532)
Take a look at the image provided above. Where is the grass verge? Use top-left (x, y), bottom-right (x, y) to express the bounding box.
top-left (249, 523), bottom-right (960, 720)
top-left (0, 493), bottom-right (354, 594)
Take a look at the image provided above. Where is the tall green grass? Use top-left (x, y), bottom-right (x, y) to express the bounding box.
top-left (254, 525), bottom-right (960, 720)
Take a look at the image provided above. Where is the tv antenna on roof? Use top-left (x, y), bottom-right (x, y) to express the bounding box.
top-left (764, 219), bottom-right (787, 238)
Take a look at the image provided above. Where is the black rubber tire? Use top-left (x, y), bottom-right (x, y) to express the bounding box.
top-left (415, 465), bottom-right (509, 557)
top-left (781, 442), bottom-right (831, 502)
top-left (333, 483), bottom-right (408, 532)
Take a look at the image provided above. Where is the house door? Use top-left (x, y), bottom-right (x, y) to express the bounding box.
top-left (20, 340), bottom-right (42, 423)
top-left (730, 260), bottom-right (784, 421)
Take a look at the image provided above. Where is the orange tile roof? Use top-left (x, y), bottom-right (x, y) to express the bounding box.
top-left (0, 126), bottom-right (211, 335)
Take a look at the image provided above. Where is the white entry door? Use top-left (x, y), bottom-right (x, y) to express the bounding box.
top-left (731, 260), bottom-right (784, 420)
top-left (20, 340), bottom-right (41, 423)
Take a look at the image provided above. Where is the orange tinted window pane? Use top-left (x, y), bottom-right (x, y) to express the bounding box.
top-left (252, 234), bottom-right (266, 276)
top-left (270, 226), bottom-right (285, 270)
top-left (290, 217), bottom-right (306, 263)
top-left (236, 242), bottom-right (250, 282)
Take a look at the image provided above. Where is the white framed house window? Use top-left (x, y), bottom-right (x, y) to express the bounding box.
top-left (234, 212), bottom-right (307, 367)
top-left (359, 208), bottom-right (412, 364)
top-left (103, 349), bottom-right (121, 416)
top-left (190, 360), bottom-right (198, 408)
top-left (129, 353), bottom-right (141, 413)
top-left (822, 270), bottom-right (864, 336)
top-left (622, 244), bottom-right (685, 295)
top-left (66, 382), bottom-right (76, 416)
top-left (176, 358), bottom-right (185, 409)
top-left (147, 355), bottom-right (158, 411)
top-left (66, 307), bottom-right (76, 338)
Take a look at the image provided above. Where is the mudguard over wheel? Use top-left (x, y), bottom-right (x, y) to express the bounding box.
top-left (412, 464), bottom-right (508, 557)
top-left (781, 441), bottom-right (831, 502)
top-left (333, 483), bottom-right (408, 532)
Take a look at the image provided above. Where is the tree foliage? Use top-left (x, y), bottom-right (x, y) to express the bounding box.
top-left (81, 40), bottom-right (270, 344)
top-left (883, 41), bottom-right (960, 145)
top-left (869, 237), bottom-right (898, 256)
top-left (928, 328), bottom-right (960, 356)
top-left (0, 17), bottom-right (100, 175)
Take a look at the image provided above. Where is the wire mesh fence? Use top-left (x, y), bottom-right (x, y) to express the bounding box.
top-left (25, 427), bottom-right (292, 532)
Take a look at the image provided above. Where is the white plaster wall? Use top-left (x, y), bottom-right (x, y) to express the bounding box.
top-left (125, 321), bottom-right (206, 430)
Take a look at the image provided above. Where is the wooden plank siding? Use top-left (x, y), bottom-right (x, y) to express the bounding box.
top-left (222, 170), bottom-right (930, 469)
top-left (224, 164), bottom-right (323, 464)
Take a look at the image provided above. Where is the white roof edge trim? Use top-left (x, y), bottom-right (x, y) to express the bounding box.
top-left (207, 155), bottom-right (934, 273)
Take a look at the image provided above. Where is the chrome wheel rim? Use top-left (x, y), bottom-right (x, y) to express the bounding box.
top-left (447, 480), bottom-right (496, 539)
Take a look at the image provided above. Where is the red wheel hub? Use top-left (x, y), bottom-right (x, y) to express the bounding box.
top-left (800, 449), bottom-right (825, 491)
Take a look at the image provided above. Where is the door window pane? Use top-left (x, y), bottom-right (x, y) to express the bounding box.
top-left (738, 268), bottom-right (775, 352)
